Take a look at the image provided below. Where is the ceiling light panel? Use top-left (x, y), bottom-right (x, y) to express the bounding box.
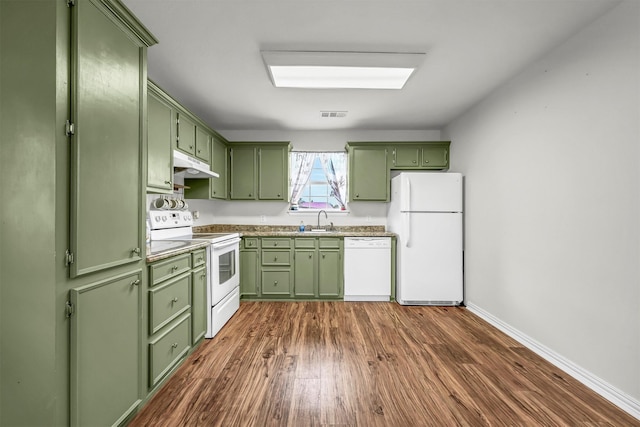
top-left (261, 51), bottom-right (425, 90)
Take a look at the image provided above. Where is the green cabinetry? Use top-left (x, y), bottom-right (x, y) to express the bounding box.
top-left (69, 0), bottom-right (153, 278)
top-left (318, 238), bottom-right (343, 298)
top-left (229, 142), bottom-right (290, 201)
top-left (348, 145), bottom-right (390, 202)
top-left (240, 238), bottom-right (260, 297)
top-left (347, 141), bottom-right (451, 203)
top-left (240, 236), bottom-right (343, 300)
top-left (176, 112), bottom-right (211, 163)
top-left (191, 249), bottom-right (208, 344)
top-left (293, 237), bottom-right (343, 298)
top-left (210, 135), bottom-right (228, 199)
top-left (69, 271), bottom-right (143, 427)
top-left (391, 143), bottom-right (449, 169)
top-left (260, 238), bottom-right (293, 296)
top-left (146, 247), bottom-right (207, 390)
top-left (147, 83), bottom-right (174, 193)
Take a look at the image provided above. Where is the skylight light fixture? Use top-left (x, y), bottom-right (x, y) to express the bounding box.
top-left (261, 51), bottom-right (425, 90)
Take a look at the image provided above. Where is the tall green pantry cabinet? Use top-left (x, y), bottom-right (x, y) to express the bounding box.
top-left (0, 1), bottom-right (156, 426)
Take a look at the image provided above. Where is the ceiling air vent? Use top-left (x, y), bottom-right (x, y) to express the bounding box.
top-left (320, 111), bottom-right (348, 118)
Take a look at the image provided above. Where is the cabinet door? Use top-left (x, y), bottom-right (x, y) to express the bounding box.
top-left (294, 249), bottom-right (316, 297)
top-left (318, 250), bottom-right (342, 298)
top-left (393, 146), bottom-right (421, 168)
top-left (177, 113), bottom-right (196, 155)
top-left (240, 250), bottom-right (259, 297)
top-left (421, 145), bottom-right (449, 169)
top-left (69, 271), bottom-right (142, 427)
top-left (211, 136), bottom-right (228, 199)
top-left (349, 146), bottom-right (389, 201)
top-left (258, 146), bottom-right (287, 200)
top-left (70, 0), bottom-right (145, 277)
top-left (147, 91), bottom-right (173, 193)
top-left (195, 127), bottom-right (211, 162)
top-left (191, 266), bottom-right (208, 344)
top-left (229, 146), bottom-right (256, 199)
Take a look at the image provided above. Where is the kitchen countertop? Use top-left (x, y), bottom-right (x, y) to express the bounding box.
top-left (193, 224), bottom-right (396, 238)
top-left (146, 239), bottom-right (210, 263)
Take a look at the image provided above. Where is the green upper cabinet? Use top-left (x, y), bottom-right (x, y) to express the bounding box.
top-left (347, 141), bottom-right (451, 203)
top-left (229, 142), bottom-right (290, 201)
top-left (69, 0), bottom-right (156, 277)
top-left (391, 142), bottom-right (450, 169)
top-left (258, 146), bottom-right (288, 200)
top-left (177, 111), bottom-right (211, 163)
top-left (211, 135), bottom-right (228, 199)
top-left (420, 143), bottom-right (449, 169)
top-left (348, 145), bottom-right (390, 202)
top-left (195, 126), bottom-right (211, 163)
top-left (176, 113), bottom-right (196, 156)
top-left (229, 145), bottom-right (257, 199)
top-left (147, 83), bottom-right (174, 193)
top-left (184, 132), bottom-right (229, 200)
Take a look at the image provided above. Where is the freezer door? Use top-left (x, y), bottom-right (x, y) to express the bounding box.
top-left (395, 172), bottom-right (462, 213)
top-left (396, 212), bottom-right (463, 305)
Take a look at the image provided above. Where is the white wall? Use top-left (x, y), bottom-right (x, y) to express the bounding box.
top-left (443, 0), bottom-right (639, 408)
top-left (187, 129), bottom-right (441, 227)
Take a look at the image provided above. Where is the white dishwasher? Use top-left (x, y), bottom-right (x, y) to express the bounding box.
top-left (344, 237), bottom-right (392, 301)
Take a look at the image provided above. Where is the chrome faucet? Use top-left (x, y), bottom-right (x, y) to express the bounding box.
top-left (317, 210), bottom-right (327, 229)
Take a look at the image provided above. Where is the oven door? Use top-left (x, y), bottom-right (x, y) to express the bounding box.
top-left (210, 237), bottom-right (241, 305)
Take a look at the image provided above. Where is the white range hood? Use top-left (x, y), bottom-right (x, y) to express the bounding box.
top-left (173, 150), bottom-right (219, 179)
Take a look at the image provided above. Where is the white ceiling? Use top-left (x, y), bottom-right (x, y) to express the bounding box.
top-left (123, 0), bottom-right (619, 132)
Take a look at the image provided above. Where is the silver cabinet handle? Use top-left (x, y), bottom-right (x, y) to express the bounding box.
top-left (274, 256), bottom-right (278, 261)
top-left (165, 180), bottom-right (172, 184)
top-left (171, 297), bottom-right (179, 303)
top-left (172, 266), bottom-right (179, 271)
top-left (131, 247), bottom-right (141, 255)
top-left (274, 281), bottom-right (278, 285)
top-left (130, 279), bottom-right (140, 286)
top-left (274, 242), bottom-right (278, 246)
top-left (171, 343), bottom-right (178, 349)
top-left (309, 254), bottom-right (312, 258)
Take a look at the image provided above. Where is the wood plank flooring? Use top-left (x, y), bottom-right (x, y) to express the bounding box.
top-left (128, 302), bottom-right (639, 426)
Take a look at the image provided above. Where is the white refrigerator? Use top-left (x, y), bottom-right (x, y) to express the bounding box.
top-left (387, 172), bottom-right (463, 305)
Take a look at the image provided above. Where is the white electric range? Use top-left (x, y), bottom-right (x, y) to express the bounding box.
top-left (149, 210), bottom-right (241, 338)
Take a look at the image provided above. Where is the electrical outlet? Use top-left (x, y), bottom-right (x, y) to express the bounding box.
top-left (192, 211), bottom-right (200, 219)
top-left (260, 215), bottom-right (266, 223)
top-left (366, 215), bottom-right (372, 222)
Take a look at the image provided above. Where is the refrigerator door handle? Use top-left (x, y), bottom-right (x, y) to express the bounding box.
top-left (403, 212), bottom-right (411, 247)
top-left (401, 174), bottom-right (411, 212)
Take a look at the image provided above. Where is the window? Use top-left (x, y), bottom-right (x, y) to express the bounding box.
top-left (289, 152), bottom-right (347, 211)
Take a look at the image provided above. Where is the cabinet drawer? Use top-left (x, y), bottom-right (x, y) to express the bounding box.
top-left (261, 270), bottom-right (291, 295)
top-left (191, 248), bottom-right (207, 268)
top-left (261, 250), bottom-right (291, 266)
top-left (149, 273), bottom-right (191, 335)
top-left (294, 238), bottom-right (316, 249)
top-left (149, 314), bottom-right (191, 388)
top-left (242, 238), bottom-right (259, 250)
top-left (319, 238), bottom-right (341, 249)
top-left (149, 254), bottom-right (191, 286)
top-left (261, 238), bottom-right (291, 248)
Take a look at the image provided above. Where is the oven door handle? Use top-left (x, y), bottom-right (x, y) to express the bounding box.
top-left (211, 237), bottom-right (241, 250)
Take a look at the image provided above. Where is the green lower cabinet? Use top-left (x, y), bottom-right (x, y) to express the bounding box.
top-left (191, 266), bottom-right (208, 344)
top-left (261, 270), bottom-right (292, 295)
top-left (318, 250), bottom-right (343, 298)
top-left (69, 270), bottom-right (143, 427)
top-left (240, 239), bottom-right (260, 297)
top-left (148, 313), bottom-right (191, 388)
top-left (293, 249), bottom-right (316, 297)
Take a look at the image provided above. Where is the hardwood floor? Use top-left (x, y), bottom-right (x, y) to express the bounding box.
top-left (129, 301), bottom-right (639, 426)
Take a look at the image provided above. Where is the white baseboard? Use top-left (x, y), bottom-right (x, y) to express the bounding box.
top-left (466, 302), bottom-right (640, 421)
